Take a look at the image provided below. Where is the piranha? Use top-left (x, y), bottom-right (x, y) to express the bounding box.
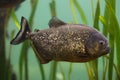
top-left (10, 16), bottom-right (110, 64)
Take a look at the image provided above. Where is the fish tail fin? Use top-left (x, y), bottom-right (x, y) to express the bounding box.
top-left (10, 16), bottom-right (31, 45)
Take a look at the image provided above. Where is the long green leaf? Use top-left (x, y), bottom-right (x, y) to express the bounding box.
top-left (8, 30), bottom-right (15, 80)
top-left (11, 9), bottom-right (20, 30)
top-left (85, 63), bottom-right (94, 80)
top-left (69, 0), bottom-right (78, 23)
top-left (59, 63), bottom-right (66, 80)
top-left (49, 1), bottom-right (58, 80)
top-left (90, 0), bottom-right (95, 19)
top-left (103, 59), bottom-right (108, 80)
top-left (19, 41), bottom-right (29, 80)
top-left (49, 62), bottom-right (57, 80)
top-left (104, 0), bottom-right (118, 80)
top-left (88, 0), bottom-right (100, 80)
top-left (73, 0), bottom-right (88, 24)
top-left (49, 0), bottom-right (56, 17)
top-left (104, 1), bottom-right (113, 80)
top-left (100, 14), bottom-right (120, 79)
top-left (29, 0), bottom-right (38, 27)
top-left (68, 63), bottom-right (72, 80)
top-left (38, 60), bottom-right (46, 80)
top-left (93, 0), bottom-right (100, 30)
top-left (105, 56), bottom-right (120, 79)
top-left (28, 0), bottom-right (46, 80)
top-left (17, 0), bottom-right (39, 80)
top-left (11, 9), bottom-right (24, 80)
top-left (105, 0), bottom-right (120, 75)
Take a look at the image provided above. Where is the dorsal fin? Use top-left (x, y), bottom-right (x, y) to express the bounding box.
top-left (49, 17), bottom-right (66, 28)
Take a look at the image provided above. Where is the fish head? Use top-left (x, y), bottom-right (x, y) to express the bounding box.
top-left (86, 31), bottom-right (110, 58)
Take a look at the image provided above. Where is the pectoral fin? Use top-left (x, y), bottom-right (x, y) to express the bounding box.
top-left (49, 17), bottom-right (66, 28)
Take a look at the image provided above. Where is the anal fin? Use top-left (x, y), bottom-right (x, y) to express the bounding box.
top-left (31, 43), bottom-right (51, 64)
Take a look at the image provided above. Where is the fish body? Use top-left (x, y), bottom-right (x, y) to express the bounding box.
top-left (11, 17), bottom-right (110, 64)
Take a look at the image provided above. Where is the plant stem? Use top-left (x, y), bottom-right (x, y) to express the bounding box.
top-left (0, 8), bottom-right (11, 80)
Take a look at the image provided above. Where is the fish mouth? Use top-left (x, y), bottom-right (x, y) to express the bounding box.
top-left (105, 46), bottom-right (110, 53)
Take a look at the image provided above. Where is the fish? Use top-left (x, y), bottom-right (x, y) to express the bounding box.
top-left (10, 16), bottom-right (110, 64)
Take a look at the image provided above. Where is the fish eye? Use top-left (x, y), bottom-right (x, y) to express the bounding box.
top-left (99, 40), bottom-right (105, 46)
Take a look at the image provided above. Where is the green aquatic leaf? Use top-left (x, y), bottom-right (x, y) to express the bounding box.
top-left (11, 8), bottom-right (24, 80)
top-left (49, 61), bottom-right (58, 80)
top-left (89, 0), bottom-right (100, 80)
top-left (38, 60), bottom-right (46, 80)
top-left (85, 63), bottom-right (94, 80)
top-left (11, 9), bottom-right (26, 80)
top-left (113, 62), bottom-right (120, 79)
top-left (31, 43), bottom-right (46, 80)
top-left (104, 1), bottom-right (113, 80)
top-left (90, 0), bottom-right (95, 19)
top-left (18, 0), bottom-right (38, 80)
top-left (73, 0), bottom-right (88, 24)
top-left (99, 16), bottom-right (108, 28)
top-left (102, 59), bottom-right (108, 80)
top-left (68, 63), bottom-right (72, 80)
top-left (49, 1), bottom-right (58, 80)
top-left (100, 14), bottom-right (120, 79)
top-left (29, 0), bottom-right (38, 27)
top-left (93, 0), bottom-right (100, 30)
top-left (105, 56), bottom-right (120, 79)
top-left (59, 63), bottom-right (66, 80)
top-left (105, 0), bottom-right (120, 75)
top-left (7, 30), bottom-right (15, 80)
top-left (107, 13), bottom-right (114, 80)
top-left (70, 0), bottom-right (78, 23)
top-left (49, 0), bottom-right (56, 17)
top-left (99, 16), bottom-right (109, 79)
top-left (11, 9), bottom-right (20, 30)
top-left (104, 0), bottom-right (120, 80)
top-left (19, 41), bottom-right (29, 80)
